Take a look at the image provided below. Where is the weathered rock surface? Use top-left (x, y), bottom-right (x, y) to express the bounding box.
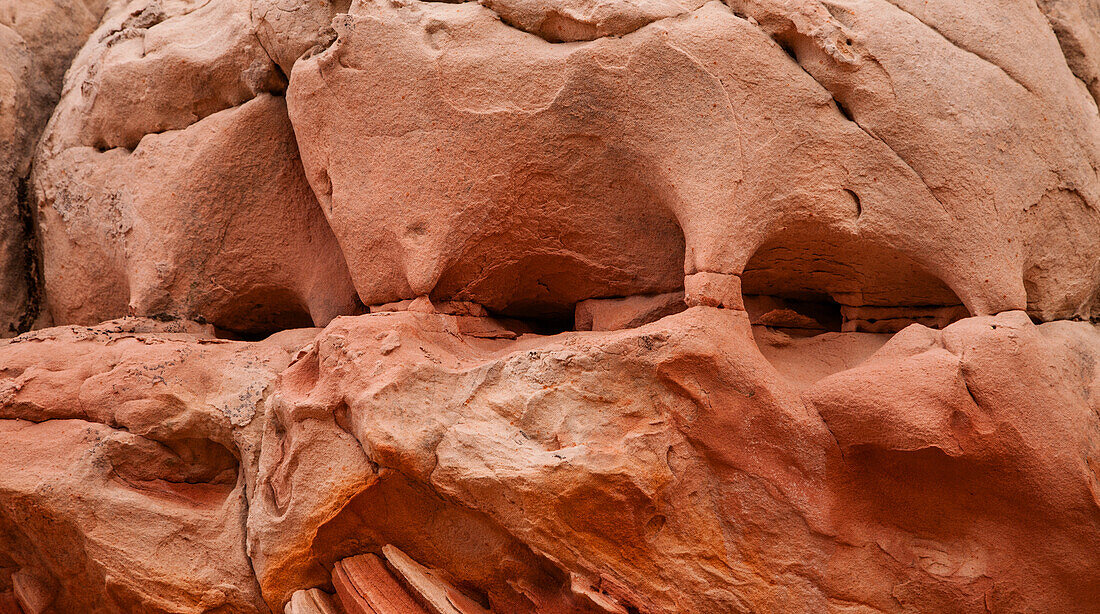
top-left (288, 0), bottom-right (1100, 322)
top-left (244, 308), bottom-right (1100, 613)
top-left (5, 0), bottom-right (1100, 611)
top-left (0, 317), bottom-right (318, 612)
top-left (0, 0), bottom-right (106, 335)
top-left (1037, 0), bottom-right (1100, 103)
top-left (33, 0), bottom-right (358, 335)
top-left (2, 308), bottom-right (1100, 612)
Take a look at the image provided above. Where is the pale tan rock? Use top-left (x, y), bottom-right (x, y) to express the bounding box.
top-left (684, 272), bottom-right (744, 310)
top-left (285, 588), bottom-right (340, 614)
top-left (381, 545), bottom-right (488, 614)
top-left (574, 292), bottom-right (685, 331)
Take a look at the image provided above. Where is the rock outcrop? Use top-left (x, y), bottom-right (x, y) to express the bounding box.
top-left (0, 0), bottom-right (107, 335)
top-left (33, 0), bottom-right (359, 335)
top-left (287, 0), bottom-right (1100, 323)
top-left (0, 318), bottom-right (319, 612)
top-left (3, 308), bottom-right (1100, 612)
top-left (3, 0), bottom-right (1100, 612)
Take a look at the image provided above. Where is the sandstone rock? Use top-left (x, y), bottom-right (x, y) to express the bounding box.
top-left (683, 272), bottom-right (744, 310)
top-left (288, 0), bottom-right (1100, 323)
top-left (44, 0), bottom-right (284, 152)
top-left (838, 304), bottom-right (971, 334)
top-left (332, 552), bottom-right (429, 614)
top-left (0, 592), bottom-right (20, 614)
top-left (380, 545), bottom-right (488, 614)
top-left (480, 0), bottom-right (707, 42)
top-left (804, 311), bottom-right (1100, 612)
top-left (0, 0), bottom-right (106, 335)
top-left (247, 308), bottom-right (1100, 613)
top-left (6, 0), bottom-right (1100, 611)
top-left (285, 588), bottom-right (340, 614)
top-left (573, 292), bottom-right (685, 331)
top-left (1036, 0), bottom-right (1100, 103)
top-left (33, 0), bottom-right (358, 335)
top-left (0, 319), bottom-right (318, 612)
top-left (253, 0), bottom-right (350, 77)
top-left (10, 570), bottom-right (51, 614)
top-left (728, 0), bottom-right (1100, 320)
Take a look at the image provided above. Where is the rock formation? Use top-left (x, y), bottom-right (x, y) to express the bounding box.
top-left (2, 0), bottom-right (1100, 612)
top-left (1, 0), bottom-right (107, 335)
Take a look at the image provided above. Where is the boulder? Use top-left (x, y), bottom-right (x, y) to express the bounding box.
top-left (33, 0), bottom-right (358, 335)
top-left (0, 0), bottom-right (107, 335)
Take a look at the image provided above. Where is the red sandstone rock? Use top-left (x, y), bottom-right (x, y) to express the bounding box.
top-left (0, 0), bottom-right (106, 335)
top-left (332, 552), bottom-right (429, 614)
top-left (3, 0), bottom-right (1100, 612)
top-left (33, 0), bottom-right (358, 335)
top-left (0, 591), bottom-right (21, 614)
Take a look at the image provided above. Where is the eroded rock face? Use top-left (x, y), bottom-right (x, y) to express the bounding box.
top-left (33, 0), bottom-right (359, 335)
top-left (5, 0), bottom-right (1100, 612)
top-left (288, 0), bottom-right (1100, 323)
top-left (0, 318), bottom-right (318, 612)
top-left (0, 0), bottom-right (107, 335)
top-left (3, 310), bottom-right (1100, 612)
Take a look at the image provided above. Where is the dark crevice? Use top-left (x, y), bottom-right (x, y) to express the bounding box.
top-left (486, 308), bottom-right (575, 336)
top-left (745, 293), bottom-right (843, 335)
top-left (778, 40), bottom-right (798, 63)
top-left (212, 327), bottom-right (273, 342)
top-left (845, 188), bottom-right (862, 218)
top-left (14, 177), bottom-right (41, 335)
top-left (834, 97), bottom-right (855, 122)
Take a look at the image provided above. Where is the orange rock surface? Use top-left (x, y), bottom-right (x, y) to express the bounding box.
top-left (2, 0), bottom-right (1100, 612)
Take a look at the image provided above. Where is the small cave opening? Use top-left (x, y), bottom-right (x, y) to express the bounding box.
top-left (426, 141), bottom-right (688, 336)
top-left (208, 285), bottom-right (316, 340)
top-left (743, 292), bottom-right (843, 336)
top-left (105, 435), bottom-right (240, 506)
top-left (489, 309), bottom-right (578, 336)
top-left (741, 230), bottom-right (969, 388)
